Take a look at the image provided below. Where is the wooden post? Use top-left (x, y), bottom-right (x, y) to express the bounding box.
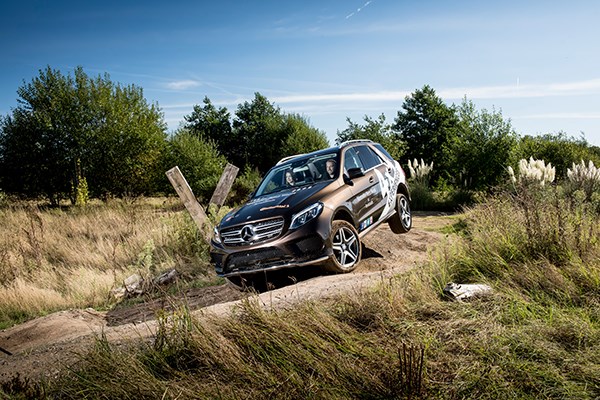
top-left (165, 166), bottom-right (212, 242)
top-left (209, 163), bottom-right (239, 208)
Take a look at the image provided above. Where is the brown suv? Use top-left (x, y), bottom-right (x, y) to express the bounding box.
top-left (210, 140), bottom-right (411, 287)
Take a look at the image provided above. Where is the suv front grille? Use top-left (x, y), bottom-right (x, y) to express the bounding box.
top-left (220, 217), bottom-right (284, 246)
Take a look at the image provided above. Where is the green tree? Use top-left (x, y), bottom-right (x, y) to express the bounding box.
top-left (336, 113), bottom-right (406, 160)
top-left (0, 67), bottom-right (80, 204)
top-left (0, 66), bottom-right (167, 203)
top-left (231, 93), bottom-right (286, 173)
top-left (85, 76), bottom-right (167, 198)
top-left (183, 97), bottom-right (232, 158)
top-left (393, 85), bottom-right (459, 182)
top-left (167, 129), bottom-right (227, 202)
top-left (281, 114), bottom-right (329, 157)
top-left (447, 98), bottom-right (518, 190)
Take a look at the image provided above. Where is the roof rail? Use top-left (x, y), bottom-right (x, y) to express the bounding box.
top-left (276, 153), bottom-right (305, 165)
top-left (339, 139), bottom-right (374, 147)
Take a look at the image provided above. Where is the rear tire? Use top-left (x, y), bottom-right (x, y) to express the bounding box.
top-left (323, 220), bottom-right (362, 273)
top-left (388, 193), bottom-right (412, 233)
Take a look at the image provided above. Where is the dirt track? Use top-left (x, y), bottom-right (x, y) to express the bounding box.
top-left (0, 213), bottom-right (453, 381)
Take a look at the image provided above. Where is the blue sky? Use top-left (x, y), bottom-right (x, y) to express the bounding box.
top-left (1, 0), bottom-right (600, 145)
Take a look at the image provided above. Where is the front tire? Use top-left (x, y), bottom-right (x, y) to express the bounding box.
top-left (323, 220), bottom-right (362, 273)
top-left (388, 193), bottom-right (412, 233)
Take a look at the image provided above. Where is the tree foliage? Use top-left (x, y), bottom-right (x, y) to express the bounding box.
top-left (517, 133), bottom-right (600, 179)
top-left (184, 93), bottom-right (329, 174)
top-left (336, 114), bottom-right (406, 160)
top-left (393, 85), bottom-right (459, 182)
top-left (183, 96), bottom-right (232, 157)
top-left (281, 114), bottom-right (329, 157)
top-left (446, 98), bottom-right (518, 190)
top-left (230, 93), bottom-right (286, 173)
top-left (166, 129), bottom-right (227, 202)
top-left (0, 66), bottom-right (167, 203)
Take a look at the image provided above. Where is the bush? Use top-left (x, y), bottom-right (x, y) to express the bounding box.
top-left (227, 167), bottom-right (262, 205)
top-left (167, 130), bottom-right (227, 202)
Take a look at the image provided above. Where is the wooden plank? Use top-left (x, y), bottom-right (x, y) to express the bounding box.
top-left (209, 163), bottom-right (239, 207)
top-left (165, 166), bottom-right (212, 242)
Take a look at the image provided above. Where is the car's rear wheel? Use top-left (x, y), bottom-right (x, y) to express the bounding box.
top-left (323, 220), bottom-right (362, 273)
top-left (388, 193), bottom-right (412, 233)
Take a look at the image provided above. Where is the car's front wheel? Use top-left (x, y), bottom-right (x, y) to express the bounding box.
top-left (323, 220), bottom-right (362, 273)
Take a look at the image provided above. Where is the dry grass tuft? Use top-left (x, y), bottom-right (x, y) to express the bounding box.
top-left (0, 198), bottom-right (214, 328)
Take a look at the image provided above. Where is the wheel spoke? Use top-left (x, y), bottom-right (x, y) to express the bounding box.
top-left (345, 250), bottom-right (356, 262)
top-left (340, 250), bottom-right (347, 265)
top-left (331, 225), bottom-right (360, 269)
top-left (346, 235), bottom-right (357, 247)
top-left (341, 228), bottom-right (351, 243)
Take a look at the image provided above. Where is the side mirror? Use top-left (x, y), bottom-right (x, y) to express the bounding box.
top-left (347, 167), bottom-right (364, 180)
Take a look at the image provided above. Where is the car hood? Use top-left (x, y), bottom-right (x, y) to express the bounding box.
top-left (219, 181), bottom-right (332, 228)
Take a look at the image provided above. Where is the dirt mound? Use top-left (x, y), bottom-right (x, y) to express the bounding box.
top-left (0, 213), bottom-right (452, 381)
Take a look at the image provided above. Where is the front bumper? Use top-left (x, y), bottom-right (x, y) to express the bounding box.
top-left (210, 218), bottom-right (332, 277)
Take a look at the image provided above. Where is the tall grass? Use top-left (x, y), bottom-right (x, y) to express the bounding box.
top-left (0, 198), bottom-right (215, 329)
top-left (5, 183), bottom-right (600, 399)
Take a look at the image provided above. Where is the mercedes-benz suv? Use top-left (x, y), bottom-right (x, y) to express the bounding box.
top-left (210, 140), bottom-right (412, 287)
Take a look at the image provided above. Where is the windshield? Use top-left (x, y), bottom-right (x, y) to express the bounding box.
top-left (253, 152), bottom-right (339, 197)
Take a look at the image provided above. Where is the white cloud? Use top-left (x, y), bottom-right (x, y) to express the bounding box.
top-left (518, 112), bottom-right (600, 120)
top-left (166, 80), bottom-right (201, 90)
top-left (272, 91), bottom-right (410, 104)
top-left (272, 78), bottom-right (600, 106)
top-left (440, 79), bottom-right (600, 100)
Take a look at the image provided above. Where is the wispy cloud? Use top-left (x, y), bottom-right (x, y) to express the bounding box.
top-left (272, 78), bottom-right (600, 105)
top-left (346, 0), bottom-right (373, 19)
top-left (273, 90), bottom-right (408, 104)
top-left (519, 112), bottom-right (600, 120)
top-left (166, 80), bottom-right (201, 90)
top-left (439, 79), bottom-right (600, 100)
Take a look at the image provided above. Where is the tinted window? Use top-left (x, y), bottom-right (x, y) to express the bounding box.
top-left (355, 145), bottom-right (382, 170)
top-left (373, 143), bottom-right (394, 162)
top-left (344, 147), bottom-right (364, 172)
top-left (254, 152), bottom-right (339, 197)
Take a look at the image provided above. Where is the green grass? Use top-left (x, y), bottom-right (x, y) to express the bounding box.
top-left (3, 184), bottom-right (600, 399)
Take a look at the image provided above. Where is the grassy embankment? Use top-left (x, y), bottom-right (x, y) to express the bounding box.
top-left (0, 198), bottom-right (219, 330)
top-left (3, 180), bottom-right (600, 399)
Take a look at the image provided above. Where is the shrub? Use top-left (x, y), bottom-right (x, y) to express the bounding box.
top-left (407, 158), bottom-right (434, 187)
top-left (227, 167), bottom-right (262, 205)
top-left (566, 160), bottom-right (600, 201)
top-left (508, 157), bottom-right (556, 186)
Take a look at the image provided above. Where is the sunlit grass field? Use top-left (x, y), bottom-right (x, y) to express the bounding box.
top-left (0, 198), bottom-right (215, 329)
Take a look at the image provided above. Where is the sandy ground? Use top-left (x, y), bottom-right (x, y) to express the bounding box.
top-left (0, 212), bottom-right (454, 381)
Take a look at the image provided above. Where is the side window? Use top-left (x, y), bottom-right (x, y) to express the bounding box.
top-left (373, 143), bottom-right (394, 162)
top-left (355, 145), bottom-right (382, 170)
top-left (343, 148), bottom-right (364, 172)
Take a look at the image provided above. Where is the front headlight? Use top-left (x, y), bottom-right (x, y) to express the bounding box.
top-left (290, 202), bottom-right (324, 230)
top-left (213, 226), bottom-right (222, 244)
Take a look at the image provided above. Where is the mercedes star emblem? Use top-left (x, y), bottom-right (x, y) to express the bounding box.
top-left (241, 225), bottom-right (255, 242)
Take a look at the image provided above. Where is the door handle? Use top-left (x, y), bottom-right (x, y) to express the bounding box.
top-left (369, 176), bottom-right (374, 183)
